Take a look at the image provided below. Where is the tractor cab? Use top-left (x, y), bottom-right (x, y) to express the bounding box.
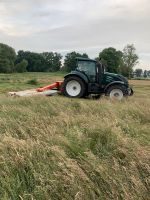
top-left (76, 57), bottom-right (104, 83)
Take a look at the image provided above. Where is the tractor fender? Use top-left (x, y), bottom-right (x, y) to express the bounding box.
top-left (64, 71), bottom-right (89, 84)
top-left (104, 81), bottom-right (126, 92)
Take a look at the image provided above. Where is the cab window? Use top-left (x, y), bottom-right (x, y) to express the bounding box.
top-left (77, 61), bottom-right (96, 82)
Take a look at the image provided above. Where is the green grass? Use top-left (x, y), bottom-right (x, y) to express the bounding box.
top-left (0, 73), bottom-right (150, 200)
top-left (0, 72), bottom-right (65, 94)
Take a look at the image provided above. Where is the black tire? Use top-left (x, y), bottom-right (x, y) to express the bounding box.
top-left (63, 76), bottom-right (86, 98)
top-left (105, 85), bottom-right (126, 100)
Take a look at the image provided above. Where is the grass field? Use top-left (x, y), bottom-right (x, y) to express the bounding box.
top-left (0, 73), bottom-right (150, 200)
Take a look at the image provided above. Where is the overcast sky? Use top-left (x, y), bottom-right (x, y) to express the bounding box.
top-left (0, 0), bottom-right (150, 69)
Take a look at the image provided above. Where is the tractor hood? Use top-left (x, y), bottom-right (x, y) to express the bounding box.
top-left (103, 72), bottom-right (129, 85)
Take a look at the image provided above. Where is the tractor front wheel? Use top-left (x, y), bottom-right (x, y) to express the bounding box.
top-left (63, 77), bottom-right (86, 98)
top-left (106, 85), bottom-right (126, 100)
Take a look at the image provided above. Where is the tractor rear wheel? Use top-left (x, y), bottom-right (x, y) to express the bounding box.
top-left (63, 77), bottom-right (86, 98)
top-left (106, 85), bottom-right (126, 100)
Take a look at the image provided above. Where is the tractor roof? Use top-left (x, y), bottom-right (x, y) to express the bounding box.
top-left (76, 57), bottom-right (96, 62)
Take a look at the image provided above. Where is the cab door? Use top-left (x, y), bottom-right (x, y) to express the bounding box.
top-left (77, 60), bottom-right (97, 83)
top-left (96, 62), bottom-right (104, 85)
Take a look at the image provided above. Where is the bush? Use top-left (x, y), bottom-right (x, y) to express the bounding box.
top-left (27, 79), bottom-right (38, 85)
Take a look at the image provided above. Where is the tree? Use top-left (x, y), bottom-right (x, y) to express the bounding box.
top-left (41, 52), bottom-right (62, 72)
top-left (0, 43), bottom-right (16, 73)
top-left (16, 51), bottom-right (48, 72)
top-left (16, 51), bottom-right (62, 72)
top-left (98, 47), bottom-right (123, 73)
top-left (135, 69), bottom-right (143, 77)
top-left (147, 70), bottom-right (150, 77)
top-left (122, 44), bottom-right (139, 77)
top-left (63, 52), bottom-right (89, 72)
top-left (15, 59), bottom-right (28, 73)
top-left (119, 65), bottom-right (131, 78)
top-left (143, 70), bottom-right (148, 78)
top-left (51, 52), bottom-right (62, 72)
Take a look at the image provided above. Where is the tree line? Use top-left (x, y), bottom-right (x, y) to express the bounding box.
top-left (0, 42), bottom-right (144, 78)
top-left (134, 69), bottom-right (150, 78)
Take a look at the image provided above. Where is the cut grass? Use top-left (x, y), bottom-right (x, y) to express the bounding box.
top-left (0, 73), bottom-right (150, 200)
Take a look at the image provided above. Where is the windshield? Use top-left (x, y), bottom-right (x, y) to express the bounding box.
top-left (77, 60), bottom-right (96, 82)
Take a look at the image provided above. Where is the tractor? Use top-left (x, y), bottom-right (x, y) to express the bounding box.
top-left (62, 57), bottom-right (133, 100)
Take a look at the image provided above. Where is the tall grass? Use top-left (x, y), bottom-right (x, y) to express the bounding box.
top-left (0, 73), bottom-right (150, 199)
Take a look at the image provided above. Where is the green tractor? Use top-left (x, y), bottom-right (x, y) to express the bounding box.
top-left (63, 57), bottom-right (133, 100)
